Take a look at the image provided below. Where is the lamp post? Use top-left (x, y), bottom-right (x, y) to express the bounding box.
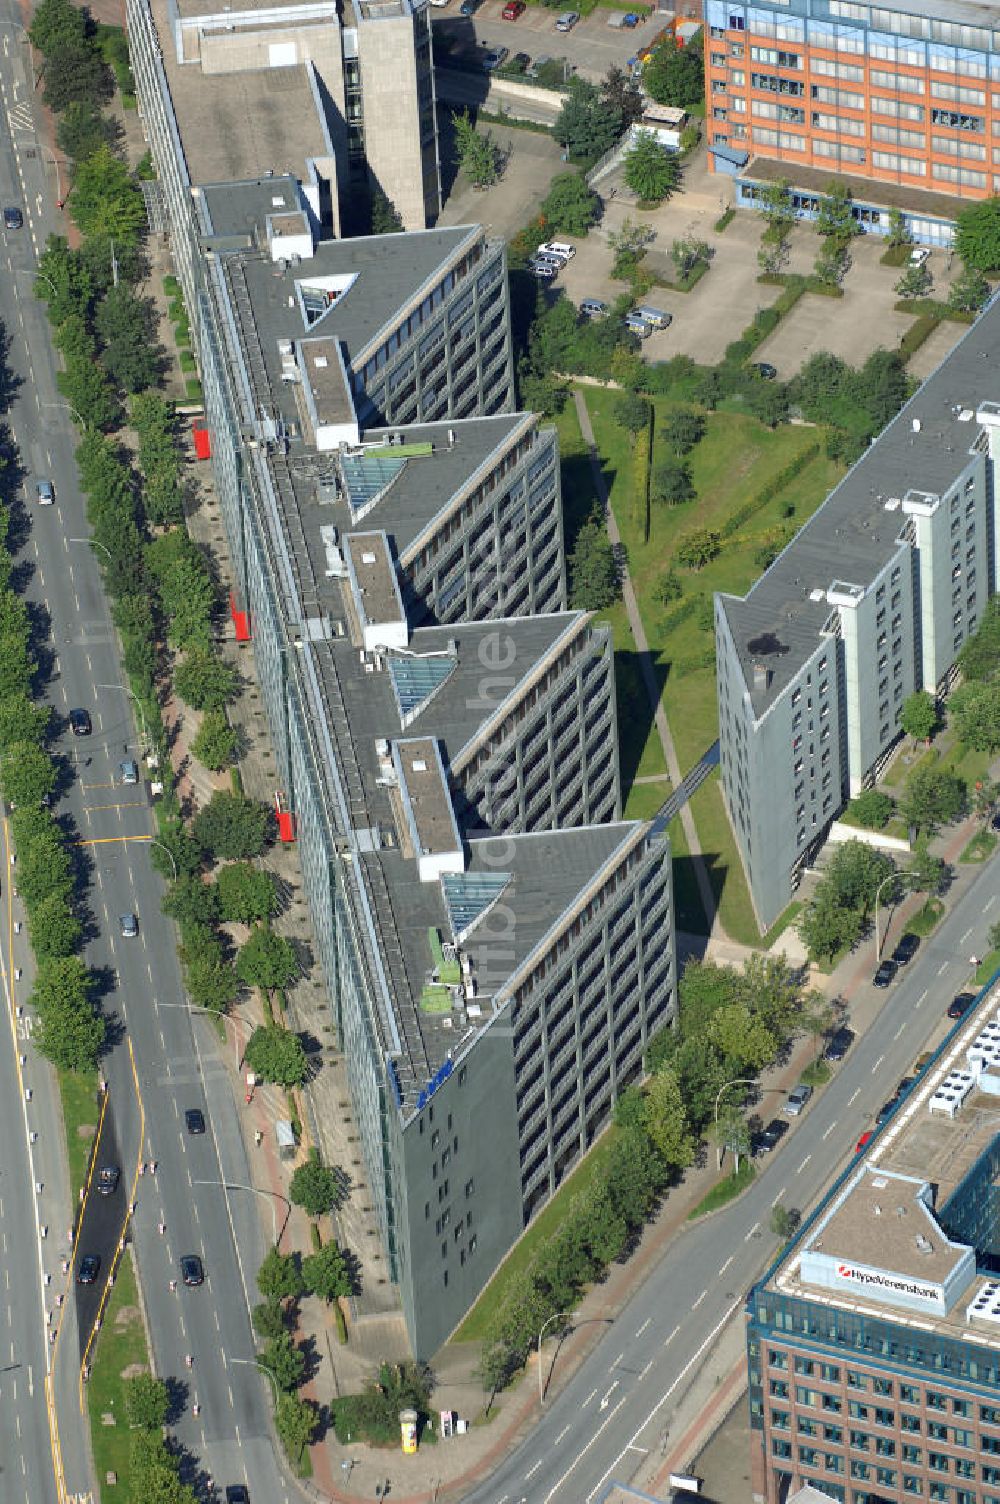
top-left (147, 839), bottom-right (178, 881)
top-left (713, 1077), bottom-right (758, 1170)
top-left (229, 1355), bottom-right (281, 1406)
top-left (96, 681), bottom-right (148, 753)
top-left (155, 1000), bottom-right (244, 1066)
top-left (14, 268), bottom-right (57, 299)
top-left (193, 1179), bottom-right (290, 1246)
top-left (538, 1309), bottom-right (574, 1404)
top-left (874, 870), bottom-right (919, 963)
top-left (69, 537), bottom-right (112, 563)
top-left (43, 400), bottom-right (86, 429)
top-left (38, 146), bottom-right (65, 208)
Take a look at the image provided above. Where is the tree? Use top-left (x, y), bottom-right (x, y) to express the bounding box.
top-left (798, 885), bottom-right (864, 963)
top-left (237, 924), bottom-right (298, 994)
top-left (815, 182), bottom-right (860, 242)
top-left (289, 1157), bottom-right (341, 1218)
top-left (950, 681), bottom-right (1000, 753)
top-left (159, 876), bottom-right (215, 934)
top-left (173, 648), bottom-right (239, 712)
top-left (654, 566), bottom-right (683, 604)
top-left (601, 64), bottom-right (644, 127)
top-left (901, 766), bottom-right (967, 834)
top-left (886, 207), bottom-right (911, 249)
top-left (29, 0), bottom-right (87, 54)
top-left (43, 40), bottom-right (113, 114)
top-left (32, 958), bottom-right (104, 1071)
top-left (149, 817), bottom-right (202, 880)
top-left (539, 172), bottom-right (600, 237)
top-left (849, 789), bottom-right (895, 830)
top-left (661, 408), bottom-right (705, 456)
top-left (157, 557), bottom-right (216, 649)
top-left (256, 1246), bottom-right (304, 1303)
top-left (770, 1204), bottom-right (800, 1240)
top-left (275, 1392), bottom-right (318, 1463)
top-left (216, 862), bottom-right (278, 924)
top-left (757, 236), bottom-right (790, 278)
top-left (825, 841), bottom-right (896, 917)
top-left (623, 132), bottom-right (681, 204)
top-left (707, 1002), bottom-right (776, 1072)
top-left (608, 215), bottom-right (657, 280)
top-left (124, 1374), bottom-right (169, 1431)
top-left (756, 179), bottom-right (795, 241)
top-left (95, 285), bottom-right (162, 394)
top-left (900, 689), bottom-right (939, 743)
top-left (193, 791), bottom-right (272, 860)
top-left (28, 892), bottom-right (82, 961)
top-left (261, 1332), bottom-right (306, 1394)
top-left (670, 237), bottom-right (711, 282)
top-left (245, 1025), bottom-right (308, 1087)
top-left (948, 264), bottom-right (990, 315)
top-left (66, 147), bottom-right (146, 242)
top-left (643, 34), bottom-right (704, 110)
top-left (555, 77), bottom-right (623, 161)
top-left (57, 100), bottom-right (119, 165)
top-left (191, 710), bottom-right (239, 772)
top-left (895, 263), bottom-right (933, 300)
top-left (185, 950), bottom-right (239, 1014)
top-left (452, 110), bottom-right (501, 189)
top-left (652, 457), bottom-right (695, 507)
top-left (644, 1065), bottom-right (694, 1170)
top-left (974, 778), bottom-right (1000, 823)
top-left (907, 836), bottom-right (945, 895)
top-left (676, 528), bottom-right (720, 569)
top-left (714, 1100), bottom-right (753, 1171)
top-left (568, 519), bottom-right (619, 610)
top-left (252, 1299), bottom-right (286, 1341)
top-left (302, 1240), bottom-right (353, 1302)
top-left (954, 197), bottom-right (1000, 273)
top-left (813, 239), bottom-right (851, 288)
top-left (370, 188), bottom-right (403, 234)
top-left (0, 740), bottom-right (56, 808)
top-left (613, 391), bottom-right (650, 434)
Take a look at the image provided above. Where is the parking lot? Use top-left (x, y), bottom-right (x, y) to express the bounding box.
top-left (432, 0), bottom-right (667, 83)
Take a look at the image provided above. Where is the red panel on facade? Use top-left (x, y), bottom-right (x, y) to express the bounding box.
top-left (276, 810), bottom-right (296, 843)
top-left (192, 424), bottom-right (212, 460)
top-left (229, 592), bottom-right (251, 642)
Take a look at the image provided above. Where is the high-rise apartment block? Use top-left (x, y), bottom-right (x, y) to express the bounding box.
top-left (133, 160), bottom-right (676, 1355)
top-left (705, 0), bottom-right (1000, 212)
top-left (749, 977), bottom-right (1000, 1504)
top-left (716, 302), bottom-right (1000, 932)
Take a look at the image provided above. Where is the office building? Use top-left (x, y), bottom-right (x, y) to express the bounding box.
top-left (704, 0), bottom-right (1000, 218)
top-left (173, 176), bottom-right (675, 1356)
top-left (749, 976), bottom-right (1000, 1504)
top-left (715, 299), bottom-right (1000, 932)
top-left (126, 0), bottom-right (440, 236)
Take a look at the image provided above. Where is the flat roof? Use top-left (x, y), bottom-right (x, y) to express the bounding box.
top-left (345, 532), bottom-right (403, 631)
top-left (300, 337), bottom-right (355, 429)
top-left (745, 157), bottom-right (971, 225)
top-left (768, 976), bottom-right (1000, 1340)
top-left (720, 297), bottom-right (999, 717)
top-left (176, 0), bottom-right (335, 17)
top-left (148, 0), bottom-right (326, 187)
top-left (395, 738), bottom-right (460, 859)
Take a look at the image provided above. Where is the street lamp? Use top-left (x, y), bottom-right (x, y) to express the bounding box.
top-left (69, 537), bottom-right (112, 563)
top-left (43, 400), bottom-right (86, 429)
top-left (147, 839), bottom-right (178, 881)
top-left (538, 1309), bottom-right (574, 1404)
top-left (229, 1355), bottom-right (281, 1405)
top-left (14, 268), bottom-right (57, 299)
top-left (38, 146), bottom-right (65, 207)
top-left (713, 1077), bottom-right (758, 1170)
top-left (96, 681), bottom-right (148, 752)
top-left (193, 1179), bottom-right (291, 1246)
top-left (874, 869), bottom-right (920, 962)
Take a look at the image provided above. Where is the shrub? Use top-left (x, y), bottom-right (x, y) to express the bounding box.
top-left (848, 789), bottom-right (895, 830)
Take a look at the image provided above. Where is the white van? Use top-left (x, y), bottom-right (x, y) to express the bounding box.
top-left (632, 305), bottom-right (671, 329)
top-left (625, 312), bottom-right (653, 338)
top-left (536, 241), bottom-right (575, 263)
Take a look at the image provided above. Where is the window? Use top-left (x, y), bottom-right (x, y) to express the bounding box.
top-left (851, 1432), bottom-right (870, 1452)
top-left (904, 1479), bottom-right (923, 1495)
top-left (772, 1410), bottom-right (791, 1430)
top-left (847, 1372), bottom-right (868, 1391)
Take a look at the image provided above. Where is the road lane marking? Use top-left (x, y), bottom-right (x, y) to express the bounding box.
top-left (635, 1317), bottom-right (651, 1337)
top-left (987, 895), bottom-right (997, 912)
top-left (555, 1426), bottom-right (570, 1445)
top-left (692, 1290), bottom-right (707, 1309)
top-left (640, 1359), bottom-right (653, 1379)
top-left (894, 1023), bottom-right (906, 1039)
top-left (938, 962), bottom-right (949, 975)
top-left (915, 988), bottom-right (927, 1007)
top-left (582, 1388), bottom-right (598, 1407)
top-left (798, 1155), bottom-right (811, 1173)
top-left (962, 927), bottom-right (973, 942)
top-left (526, 1461), bottom-right (543, 1480)
top-left (848, 1088), bottom-right (860, 1105)
top-left (771, 1187), bottom-right (785, 1206)
top-left (871, 1055), bottom-right (884, 1073)
top-left (664, 1325), bottom-right (680, 1346)
top-left (599, 1381), bottom-right (619, 1410)
top-left (719, 1256), bottom-right (734, 1276)
top-left (745, 1222), bottom-right (760, 1241)
top-left (822, 1123), bottom-right (836, 1140)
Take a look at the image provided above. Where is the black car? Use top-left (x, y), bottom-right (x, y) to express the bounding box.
top-left (69, 708), bottom-right (92, 736)
top-left (753, 1118), bottom-right (788, 1154)
top-left (892, 932), bottom-right (920, 967)
top-left (825, 1027), bottom-right (854, 1062)
top-left (3, 207), bottom-right (22, 231)
top-left (185, 1108), bottom-right (206, 1135)
top-left (97, 1166), bottom-right (120, 1196)
top-left (226, 1487), bottom-right (249, 1504)
top-left (896, 1075), bottom-right (915, 1098)
top-left (876, 1096), bottom-right (900, 1125)
top-left (77, 1254), bottom-right (101, 1285)
top-left (181, 1255), bottom-right (204, 1287)
top-left (752, 361), bottom-right (777, 380)
top-left (459, 0), bottom-right (483, 13)
top-left (873, 959), bottom-right (897, 988)
top-left (948, 991), bottom-right (976, 1019)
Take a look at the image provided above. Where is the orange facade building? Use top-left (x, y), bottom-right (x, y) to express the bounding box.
top-left (704, 0), bottom-right (1000, 219)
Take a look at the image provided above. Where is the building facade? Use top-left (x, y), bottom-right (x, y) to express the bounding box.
top-left (716, 301), bottom-right (1000, 932)
top-left (704, 0), bottom-right (1000, 206)
top-left (749, 977), bottom-right (1000, 1504)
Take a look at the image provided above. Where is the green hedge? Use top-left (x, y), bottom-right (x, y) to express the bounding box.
top-left (632, 411), bottom-right (653, 543)
top-left (898, 313), bottom-right (940, 362)
top-left (714, 207), bottom-right (735, 234)
top-left (718, 443), bottom-right (821, 542)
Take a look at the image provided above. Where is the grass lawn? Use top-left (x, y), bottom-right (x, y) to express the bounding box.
top-left (688, 774), bottom-right (762, 945)
top-left (761, 900), bottom-right (803, 949)
top-left (87, 1252), bottom-right (149, 1502)
top-left (908, 898), bottom-right (944, 937)
top-left (581, 387), bottom-right (843, 772)
top-left (687, 1158), bottom-right (755, 1218)
top-left (58, 1068), bottom-right (100, 1203)
top-left (454, 1127), bottom-right (620, 1343)
top-left (801, 1058), bottom-right (832, 1087)
top-left (961, 829), bottom-right (997, 863)
top-left (975, 949), bottom-right (1000, 988)
top-left (668, 814), bottom-right (710, 933)
top-left (882, 742), bottom-right (935, 789)
top-left (625, 779), bottom-right (672, 823)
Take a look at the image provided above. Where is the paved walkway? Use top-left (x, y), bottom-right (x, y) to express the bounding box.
top-left (573, 389), bottom-right (721, 937)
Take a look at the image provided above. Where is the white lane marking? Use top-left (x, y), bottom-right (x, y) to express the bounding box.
top-left (719, 1256), bottom-right (734, 1276)
top-left (822, 1123), bottom-right (836, 1140)
top-left (554, 1426), bottom-right (570, 1445)
top-left (635, 1317), bottom-right (651, 1337)
top-left (582, 1388), bottom-right (598, 1407)
top-left (771, 1187), bottom-right (786, 1206)
top-left (987, 895), bottom-right (997, 912)
top-left (692, 1290), bottom-right (707, 1310)
top-left (797, 1155), bottom-right (812, 1173)
top-left (848, 1088), bottom-right (861, 1105)
top-left (640, 1359), bottom-right (653, 1379)
top-left (599, 1381), bottom-right (619, 1410)
top-left (938, 962), bottom-right (949, 976)
top-left (915, 988), bottom-right (927, 1008)
top-left (526, 1461), bottom-right (543, 1481)
top-left (745, 1222), bottom-right (760, 1241)
top-left (871, 1055), bottom-right (884, 1073)
top-left (962, 927), bottom-right (973, 942)
top-left (664, 1324), bottom-right (680, 1347)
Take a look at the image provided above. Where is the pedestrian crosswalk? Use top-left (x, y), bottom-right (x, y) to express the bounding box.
top-left (8, 100), bottom-right (32, 133)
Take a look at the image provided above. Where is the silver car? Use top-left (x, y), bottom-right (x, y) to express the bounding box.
top-left (783, 1084), bottom-right (813, 1116)
top-left (555, 9), bottom-right (579, 29)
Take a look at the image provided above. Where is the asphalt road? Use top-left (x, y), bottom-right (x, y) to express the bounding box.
top-left (0, 13), bottom-right (293, 1500)
top-left (463, 855), bottom-right (1000, 1504)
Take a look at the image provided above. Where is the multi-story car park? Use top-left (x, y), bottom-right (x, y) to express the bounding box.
top-left (149, 171), bottom-right (676, 1354)
top-left (127, 0), bottom-right (440, 237)
top-left (748, 977), bottom-right (1000, 1504)
top-left (715, 300), bottom-right (1000, 933)
top-left (704, 0), bottom-right (1000, 231)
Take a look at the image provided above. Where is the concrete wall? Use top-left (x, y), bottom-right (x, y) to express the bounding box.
top-left (358, 8), bottom-right (441, 230)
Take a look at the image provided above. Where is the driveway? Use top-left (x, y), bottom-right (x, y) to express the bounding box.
top-left (438, 116), bottom-right (566, 235)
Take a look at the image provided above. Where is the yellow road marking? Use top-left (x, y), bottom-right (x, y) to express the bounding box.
top-left (72, 834), bottom-right (154, 847)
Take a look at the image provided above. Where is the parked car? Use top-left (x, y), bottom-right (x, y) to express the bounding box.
top-left (855, 1130), bottom-right (873, 1154)
top-left (876, 1095), bottom-right (900, 1125)
top-left (459, 0), bottom-right (483, 14)
top-left (632, 304), bottom-right (671, 329)
top-left (536, 241), bottom-right (575, 262)
top-left (873, 958), bottom-right (897, 988)
top-left (509, 50), bottom-right (531, 70)
top-left (909, 245), bottom-right (931, 267)
top-left (119, 758), bottom-right (139, 785)
top-left (501, 1), bottom-right (525, 18)
top-left (526, 52), bottom-right (554, 77)
top-left (825, 1027), bottom-right (854, 1062)
top-left (753, 1118), bottom-right (787, 1154)
top-left (580, 298), bottom-right (609, 318)
top-left (555, 9), bottom-right (579, 29)
top-left (892, 932), bottom-right (920, 966)
top-left (97, 1166), bottom-right (120, 1196)
top-left (948, 991), bottom-right (976, 1019)
top-left (625, 312), bottom-right (653, 338)
top-left (896, 1075), bottom-right (915, 1098)
top-left (751, 361), bottom-right (778, 380)
top-left (530, 263), bottom-right (558, 281)
top-left (783, 1083), bottom-right (813, 1116)
top-left (481, 44), bottom-right (508, 69)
